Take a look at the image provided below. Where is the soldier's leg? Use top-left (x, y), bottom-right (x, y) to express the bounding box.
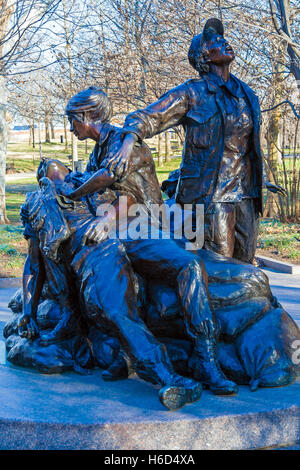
top-left (77, 239), bottom-right (202, 409)
top-left (233, 199), bottom-right (259, 264)
top-left (124, 237), bottom-right (238, 395)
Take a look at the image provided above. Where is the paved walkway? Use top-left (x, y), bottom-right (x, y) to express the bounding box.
top-left (262, 269), bottom-right (300, 326)
top-left (0, 287), bottom-right (17, 323)
top-left (5, 172), bottom-right (36, 182)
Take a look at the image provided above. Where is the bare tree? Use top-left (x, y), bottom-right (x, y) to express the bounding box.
top-left (5, 0), bottom-right (299, 220)
top-left (269, 0), bottom-right (300, 92)
top-left (0, 0), bottom-right (13, 223)
top-left (0, 0), bottom-right (63, 223)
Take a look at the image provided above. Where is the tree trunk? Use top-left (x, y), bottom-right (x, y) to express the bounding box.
top-left (270, 0), bottom-right (300, 94)
top-left (0, 1), bottom-right (19, 223)
top-left (157, 133), bottom-right (163, 167)
top-left (50, 120), bottom-right (55, 140)
top-left (292, 119), bottom-right (299, 219)
top-left (263, 43), bottom-right (285, 218)
top-left (165, 131), bottom-right (171, 163)
top-left (38, 120), bottom-right (42, 160)
top-left (63, 114), bottom-right (68, 152)
top-left (44, 115), bottom-right (51, 143)
top-left (264, 106), bottom-right (281, 218)
top-left (32, 120), bottom-right (35, 149)
top-left (71, 133), bottom-right (78, 170)
top-left (0, 76), bottom-right (9, 224)
top-left (63, 0), bottom-right (77, 168)
top-left (278, 0), bottom-right (300, 94)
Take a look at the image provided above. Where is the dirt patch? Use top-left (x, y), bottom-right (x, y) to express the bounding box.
top-left (256, 248), bottom-right (300, 265)
top-left (257, 220), bottom-right (300, 265)
top-left (0, 252), bottom-right (26, 277)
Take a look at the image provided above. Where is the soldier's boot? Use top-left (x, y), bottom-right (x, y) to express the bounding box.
top-left (190, 338), bottom-right (238, 395)
top-left (158, 375), bottom-right (202, 411)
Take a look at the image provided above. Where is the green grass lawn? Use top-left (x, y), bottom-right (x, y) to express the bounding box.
top-left (0, 224), bottom-right (27, 277)
top-left (155, 157), bottom-right (181, 184)
top-left (6, 178), bottom-right (38, 223)
top-left (2, 176), bottom-right (40, 276)
top-left (6, 141), bottom-right (95, 173)
top-left (7, 141), bottom-right (95, 156)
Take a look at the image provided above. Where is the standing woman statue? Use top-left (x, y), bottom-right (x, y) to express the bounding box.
top-left (106, 18), bottom-right (285, 264)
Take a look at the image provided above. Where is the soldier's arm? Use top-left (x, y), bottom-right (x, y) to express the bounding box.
top-left (18, 238), bottom-right (45, 339)
top-left (62, 168), bottom-right (115, 201)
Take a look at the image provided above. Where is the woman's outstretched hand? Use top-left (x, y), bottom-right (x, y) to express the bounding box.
top-left (265, 181), bottom-right (287, 197)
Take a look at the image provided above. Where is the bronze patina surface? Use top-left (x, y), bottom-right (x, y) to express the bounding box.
top-left (4, 24), bottom-right (298, 411)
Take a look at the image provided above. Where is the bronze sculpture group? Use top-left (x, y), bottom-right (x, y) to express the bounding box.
top-left (4, 18), bottom-right (300, 411)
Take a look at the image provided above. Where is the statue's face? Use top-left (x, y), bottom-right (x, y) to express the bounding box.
top-left (205, 33), bottom-right (235, 66)
top-left (69, 115), bottom-right (91, 140)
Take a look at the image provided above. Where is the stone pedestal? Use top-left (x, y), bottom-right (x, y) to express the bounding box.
top-left (0, 361), bottom-right (299, 450)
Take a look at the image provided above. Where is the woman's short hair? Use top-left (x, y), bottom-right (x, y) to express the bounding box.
top-left (188, 34), bottom-right (210, 75)
top-left (188, 19), bottom-right (224, 75)
top-left (65, 86), bottom-right (112, 123)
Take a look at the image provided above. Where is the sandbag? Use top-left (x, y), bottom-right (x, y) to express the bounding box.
top-left (217, 342), bottom-right (250, 385)
top-left (88, 325), bottom-right (120, 369)
top-left (235, 307), bottom-right (299, 390)
top-left (6, 334), bottom-right (93, 374)
top-left (8, 288), bottom-right (23, 314)
top-left (215, 297), bottom-right (273, 341)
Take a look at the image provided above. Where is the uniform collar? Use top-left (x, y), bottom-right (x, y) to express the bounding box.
top-left (204, 73), bottom-right (244, 98)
